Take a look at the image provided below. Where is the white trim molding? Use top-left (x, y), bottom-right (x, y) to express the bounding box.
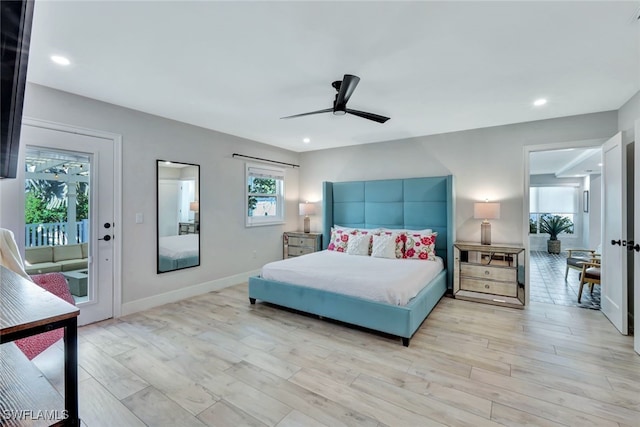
top-left (121, 269), bottom-right (260, 316)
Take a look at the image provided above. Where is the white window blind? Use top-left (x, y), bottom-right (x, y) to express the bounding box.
top-left (247, 166), bottom-right (285, 181)
top-left (530, 186), bottom-right (577, 213)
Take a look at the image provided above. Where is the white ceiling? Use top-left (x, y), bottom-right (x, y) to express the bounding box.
top-left (529, 146), bottom-right (603, 177)
top-left (26, 1), bottom-right (640, 153)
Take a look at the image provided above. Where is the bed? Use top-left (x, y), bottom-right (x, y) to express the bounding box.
top-left (158, 234), bottom-right (200, 272)
top-left (248, 175), bottom-right (454, 346)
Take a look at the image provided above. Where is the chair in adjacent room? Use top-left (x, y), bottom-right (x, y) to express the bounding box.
top-left (565, 248), bottom-right (599, 280)
top-left (578, 258), bottom-right (601, 303)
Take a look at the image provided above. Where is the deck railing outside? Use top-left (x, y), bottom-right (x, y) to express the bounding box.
top-left (25, 220), bottom-right (89, 247)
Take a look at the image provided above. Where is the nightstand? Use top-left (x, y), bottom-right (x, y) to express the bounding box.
top-left (179, 222), bottom-right (199, 235)
top-left (453, 241), bottom-right (525, 308)
top-left (283, 232), bottom-right (322, 259)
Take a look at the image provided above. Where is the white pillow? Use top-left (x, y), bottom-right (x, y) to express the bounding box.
top-left (381, 227), bottom-right (432, 234)
top-left (333, 225), bottom-right (358, 233)
top-left (334, 225), bottom-right (380, 234)
top-left (346, 233), bottom-right (371, 256)
top-left (371, 234), bottom-right (397, 259)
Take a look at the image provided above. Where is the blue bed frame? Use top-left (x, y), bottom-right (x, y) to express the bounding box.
top-left (249, 175), bottom-right (455, 346)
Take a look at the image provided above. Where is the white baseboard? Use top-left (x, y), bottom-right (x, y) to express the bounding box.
top-left (120, 269), bottom-right (260, 316)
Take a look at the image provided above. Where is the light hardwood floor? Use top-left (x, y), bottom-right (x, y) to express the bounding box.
top-left (32, 283), bottom-right (639, 427)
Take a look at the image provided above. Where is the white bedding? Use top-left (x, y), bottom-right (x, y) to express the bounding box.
top-left (261, 250), bottom-right (444, 306)
top-left (159, 234), bottom-right (199, 259)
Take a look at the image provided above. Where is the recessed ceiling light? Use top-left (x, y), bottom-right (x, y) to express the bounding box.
top-left (533, 98), bottom-right (547, 107)
top-left (303, 138), bottom-right (311, 144)
top-left (51, 55), bottom-right (70, 66)
top-left (598, 163), bottom-right (603, 166)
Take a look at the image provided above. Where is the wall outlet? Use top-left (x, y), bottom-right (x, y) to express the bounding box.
top-left (135, 213), bottom-right (144, 224)
top-left (252, 250), bottom-right (257, 259)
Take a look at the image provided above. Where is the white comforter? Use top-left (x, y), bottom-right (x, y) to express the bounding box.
top-left (159, 234), bottom-right (199, 259)
top-left (261, 250), bottom-right (444, 306)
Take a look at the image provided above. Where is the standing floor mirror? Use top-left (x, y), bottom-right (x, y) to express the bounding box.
top-left (157, 160), bottom-right (200, 273)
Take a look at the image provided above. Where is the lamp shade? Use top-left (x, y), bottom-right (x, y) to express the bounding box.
top-left (299, 202), bottom-right (316, 216)
top-left (189, 201), bottom-right (199, 212)
top-left (473, 202), bottom-right (500, 220)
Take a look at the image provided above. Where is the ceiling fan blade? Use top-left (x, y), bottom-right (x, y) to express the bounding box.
top-left (334, 74), bottom-right (360, 111)
top-left (346, 108), bottom-right (390, 124)
top-left (280, 108), bottom-right (333, 119)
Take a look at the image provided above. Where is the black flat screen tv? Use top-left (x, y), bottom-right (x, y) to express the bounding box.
top-left (1, 0), bottom-right (34, 179)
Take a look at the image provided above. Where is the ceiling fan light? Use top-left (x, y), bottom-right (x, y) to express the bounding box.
top-left (333, 110), bottom-right (347, 116)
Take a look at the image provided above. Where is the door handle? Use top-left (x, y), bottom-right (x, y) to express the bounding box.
top-left (99, 235), bottom-right (112, 241)
top-left (611, 239), bottom-right (621, 246)
top-left (628, 241), bottom-right (640, 252)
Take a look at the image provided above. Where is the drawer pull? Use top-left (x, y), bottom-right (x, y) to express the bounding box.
top-left (484, 284), bottom-right (490, 289)
top-left (484, 270), bottom-right (490, 275)
top-left (492, 299), bottom-right (506, 303)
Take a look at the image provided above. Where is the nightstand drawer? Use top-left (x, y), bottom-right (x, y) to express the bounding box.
top-left (287, 246), bottom-right (315, 257)
top-left (460, 277), bottom-right (517, 297)
top-left (461, 264), bottom-right (516, 282)
top-left (283, 232), bottom-right (322, 259)
top-left (288, 236), bottom-right (317, 247)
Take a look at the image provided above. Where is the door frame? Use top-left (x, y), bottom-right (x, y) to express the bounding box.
top-left (23, 117), bottom-right (123, 318)
top-left (522, 138), bottom-right (607, 305)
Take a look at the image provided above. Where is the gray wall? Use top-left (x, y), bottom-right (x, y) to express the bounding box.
top-left (2, 83), bottom-right (300, 306)
top-left (298, 111), bottom-right (619, 245)
top-left (619, 90), bottom-right (640, 143)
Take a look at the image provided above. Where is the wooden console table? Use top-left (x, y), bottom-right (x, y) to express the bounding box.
top-left (0, 266), bottom-right (80, 426)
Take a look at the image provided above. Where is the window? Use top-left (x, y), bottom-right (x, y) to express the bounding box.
top-left (246, 163), bottom-right (285, 226)
top-left (529, 186), bottom-right (577, 234)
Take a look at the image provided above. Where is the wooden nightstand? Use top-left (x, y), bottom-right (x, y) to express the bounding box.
top-left (453, 241), bottom-right (525, 308)
top-left (283, 232), bottom-right (322, 259)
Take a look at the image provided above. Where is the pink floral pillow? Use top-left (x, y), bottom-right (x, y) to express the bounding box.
top-left (328, 228), bottom-right (379, 253)
top-left (327, 227), bottom-right (358, 253)
top-left (404, 232), bottom-right (438, 260)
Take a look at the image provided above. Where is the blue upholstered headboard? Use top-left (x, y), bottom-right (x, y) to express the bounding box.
top-left (322, 176), bottom-right (455, 289)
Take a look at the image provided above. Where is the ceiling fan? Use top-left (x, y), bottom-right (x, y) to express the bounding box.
top-left (281, 74), bottom-right (390, 124)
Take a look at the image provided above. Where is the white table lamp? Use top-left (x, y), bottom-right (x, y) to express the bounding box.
top-left (299, 202), bottom-right (316, 233)
top-left (190, 201), bottom-right (200, 223)
top-left (473, 201), bottom-right (500, 245)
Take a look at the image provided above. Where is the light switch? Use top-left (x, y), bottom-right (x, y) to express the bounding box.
top-left (135, 213), bottom-right (144, 224)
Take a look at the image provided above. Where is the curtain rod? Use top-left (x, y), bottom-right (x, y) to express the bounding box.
top-left (232, 153), bottom-right (299, 168)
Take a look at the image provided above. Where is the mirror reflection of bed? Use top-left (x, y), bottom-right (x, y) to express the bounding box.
top-left (157, 160), bottom-right (200, 273)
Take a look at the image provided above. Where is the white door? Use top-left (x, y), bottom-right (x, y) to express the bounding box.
top-left (158, 180), bottom-right (180, 237)
top-left (635, 119), bottom-right (640, 355)
top-left (21, 123), bottom-right (116, 325)
top-left (601, 132), bottom-right (627, 334)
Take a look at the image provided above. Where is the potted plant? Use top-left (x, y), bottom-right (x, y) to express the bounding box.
top-left (538, 214), bottom-right (574, 254)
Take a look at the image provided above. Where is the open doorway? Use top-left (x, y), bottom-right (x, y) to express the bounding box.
top-left (527, 145), bottom-right (603, 308)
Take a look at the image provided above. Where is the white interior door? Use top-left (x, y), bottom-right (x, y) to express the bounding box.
top-left (601, 132), bottom-right (627, 334)
top-left (21, 123), bottom-right (116, 325)
top-left (635, 119), bottom-right (639, 355)
top-left (158, 180), bottom-right (180, 237)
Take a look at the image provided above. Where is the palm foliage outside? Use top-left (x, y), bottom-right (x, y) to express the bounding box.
top-left (25, 173), bottom-right (89, 224)
top-left (247, 177), bottom-right (276, 216)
